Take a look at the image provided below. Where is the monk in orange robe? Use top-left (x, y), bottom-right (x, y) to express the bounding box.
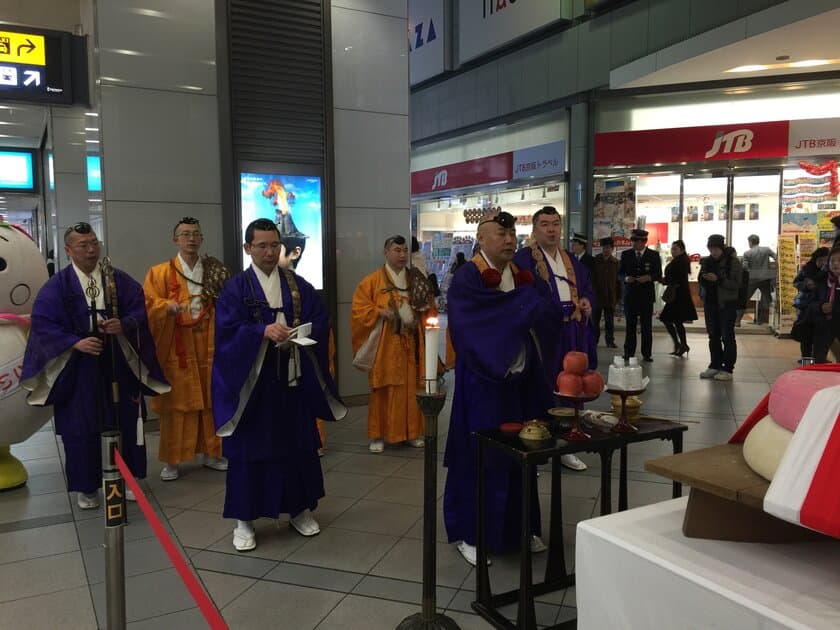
top-left (144, 217), bottom-right (227, 480)
top-left (351, 235), bottom-right (436, 453)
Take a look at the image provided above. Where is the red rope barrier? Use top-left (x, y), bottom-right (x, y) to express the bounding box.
top-left (113, 449), bottom-right (229, 629)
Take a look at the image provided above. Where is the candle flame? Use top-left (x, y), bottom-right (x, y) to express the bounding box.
top-left (425, 316), bottom-right (439, 328)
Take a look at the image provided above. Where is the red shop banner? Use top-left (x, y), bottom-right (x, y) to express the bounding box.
top-left (411, 152), bottom-right (513, 195)
top-left (594, 120), bottom-right (790, 167)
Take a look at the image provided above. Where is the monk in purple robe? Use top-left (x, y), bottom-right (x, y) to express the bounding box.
top-left (22, 222), bottom-right (169, 510)
top-left (213, 219), bottom-right (344, 552)
top-left (513, 206), bottom-right (597, 472)
top-left (443, 210), bottom-right (561, 566)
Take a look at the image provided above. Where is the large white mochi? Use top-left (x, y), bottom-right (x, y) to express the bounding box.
top-left (742, 415), bottom-right (794, 481)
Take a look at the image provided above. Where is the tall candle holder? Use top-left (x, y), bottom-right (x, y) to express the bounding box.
top-left (397, 385), bottom-right (460, 630)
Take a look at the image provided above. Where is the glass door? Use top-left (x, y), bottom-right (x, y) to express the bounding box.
top-left (730, 174), bottom-right (781, 255)
top-left (681, 176), bottom-right (729, 261)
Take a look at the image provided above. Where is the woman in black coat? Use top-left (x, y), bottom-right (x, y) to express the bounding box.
top-left (806, 247), bottom-right (840, 363)
top-left (659, 240), bottom-right (698, 356)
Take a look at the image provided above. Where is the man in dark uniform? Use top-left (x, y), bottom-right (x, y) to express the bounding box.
top-left (619, 229), bottom-right (662, 362)
top-left (570, 232), bottom-right (595, 273)
top-left (832, 215), bottom-right (840, 248)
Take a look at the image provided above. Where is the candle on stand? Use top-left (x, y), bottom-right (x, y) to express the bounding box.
top-left (424, 316), bottom-right (440, 394)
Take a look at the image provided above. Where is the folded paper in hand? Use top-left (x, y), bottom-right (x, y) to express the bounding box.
top-left (289, 322), bottom-right (317, 347)
top-left (275, 323), bottom-right (318, 347)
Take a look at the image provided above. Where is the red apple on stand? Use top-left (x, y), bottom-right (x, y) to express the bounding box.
top-left (582, 370), bottom-right (605, 396)
top-left (556, 371), bottom-right (583, 396)
top-left (562, 351), bottom-right (588, 376)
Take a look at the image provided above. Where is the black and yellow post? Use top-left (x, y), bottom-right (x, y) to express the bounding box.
top-left (102, 431), bottom-right (126, 629)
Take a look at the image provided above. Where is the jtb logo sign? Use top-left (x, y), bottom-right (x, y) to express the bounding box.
top-left (431, 169), bottom-right (447, 190)
top-left (705, 129), bottom-right (754, 159)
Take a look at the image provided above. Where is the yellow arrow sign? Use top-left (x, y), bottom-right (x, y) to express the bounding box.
top-left (0, 31), bottom-right (46, 67)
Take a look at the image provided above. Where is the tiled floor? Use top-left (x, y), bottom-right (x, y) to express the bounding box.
top-left (0, 330), bottom-right (801, 629)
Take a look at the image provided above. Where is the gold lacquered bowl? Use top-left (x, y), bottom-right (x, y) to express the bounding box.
top-left (518, 419), bottom-right (552, 441)
top-left (610, 395), bottom-right (643, 421)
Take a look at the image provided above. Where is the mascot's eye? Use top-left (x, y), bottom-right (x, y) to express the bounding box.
top-left (0, 257), bottom-right (6, 271)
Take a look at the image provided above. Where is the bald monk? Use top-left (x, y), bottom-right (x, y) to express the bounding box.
top-left (351, 235), bottom-right (436, 453)
top-left (144, 217), bottom-right (228, 481)
top-left (443, 209), bottom-right (562, 565)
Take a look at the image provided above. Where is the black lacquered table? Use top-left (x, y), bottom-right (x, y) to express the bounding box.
top-left (471, 416), bottom-right (687, 630)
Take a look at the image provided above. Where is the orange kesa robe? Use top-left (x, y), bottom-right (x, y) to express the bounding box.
top-left (350, 267), bottom-right (435, 443)
top-left (144, 258), bottom-right (222, 464)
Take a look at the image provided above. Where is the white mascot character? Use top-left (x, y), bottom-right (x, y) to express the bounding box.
top-left (0, 223), bottom-right (51, 489)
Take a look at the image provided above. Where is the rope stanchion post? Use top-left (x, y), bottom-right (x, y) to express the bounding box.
top-left (113, 450), bottom-right (229, 629)
top-left (101, 430), bottom-right (126, 630)
top-left (397, 386), bottom-right (460, 630)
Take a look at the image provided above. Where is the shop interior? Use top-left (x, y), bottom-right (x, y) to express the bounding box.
top-left (627, 171), bottom-right (782, 270)
top-left (413, 178), bottom-right (566, 304)
top-left (592, 168), bottom-right (785, 327)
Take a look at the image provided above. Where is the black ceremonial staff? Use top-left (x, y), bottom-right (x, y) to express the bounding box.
top-left (100, 256), bottom-right (121, 421)
top-left (84, 272), bottom-right (107, 435)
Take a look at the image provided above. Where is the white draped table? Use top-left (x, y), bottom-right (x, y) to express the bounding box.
top-left (576, 497), bottom-right (840, 629)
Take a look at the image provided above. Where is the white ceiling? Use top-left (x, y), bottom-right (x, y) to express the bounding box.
top-left (612, 6), bottom-right (840, 89)
top-left (0, 104), bottom-right (47, 148)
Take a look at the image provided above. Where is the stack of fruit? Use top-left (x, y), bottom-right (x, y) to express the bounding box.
top-left (555, 351), bottom-right (604, 397)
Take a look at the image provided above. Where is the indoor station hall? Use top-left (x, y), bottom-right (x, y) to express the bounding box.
top-left (1, 332), bottom-right (801, 628)
top-left (2, 1), bottom-right (840, 630)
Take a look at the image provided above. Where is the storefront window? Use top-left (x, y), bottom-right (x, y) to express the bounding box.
top-left (414, 182), bottom-right (566, 289)
top-left (731, 174), bottom-right (781, 255)
top-left (635, 174), bottom-right (680, 252)
top-left (682, 177), bottom-right (728, 260)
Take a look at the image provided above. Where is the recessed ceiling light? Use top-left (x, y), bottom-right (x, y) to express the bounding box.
top-left (790, 59), bottom-right (829, 68)
top-left (726, 65), bottom-right (768, 73)
top-left (107, 49), bottom-right (144, 56)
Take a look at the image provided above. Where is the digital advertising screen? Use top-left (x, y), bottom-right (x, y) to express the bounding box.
top-left (240, 171), bottom-right (324, 290)
top-left (0, 150), bottom-right (35, 191)
top-left (86, 155), bottom-right (101, 191)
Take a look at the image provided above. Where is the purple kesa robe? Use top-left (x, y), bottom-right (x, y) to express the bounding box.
top-left (212, 267), bottom-right (343, 521)
top-left (513, 246), bottom-right (598, 377)
top-left (443, 261), bottom-right (561, 553)
top-left (21, 265), bottom-right (169, 494)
